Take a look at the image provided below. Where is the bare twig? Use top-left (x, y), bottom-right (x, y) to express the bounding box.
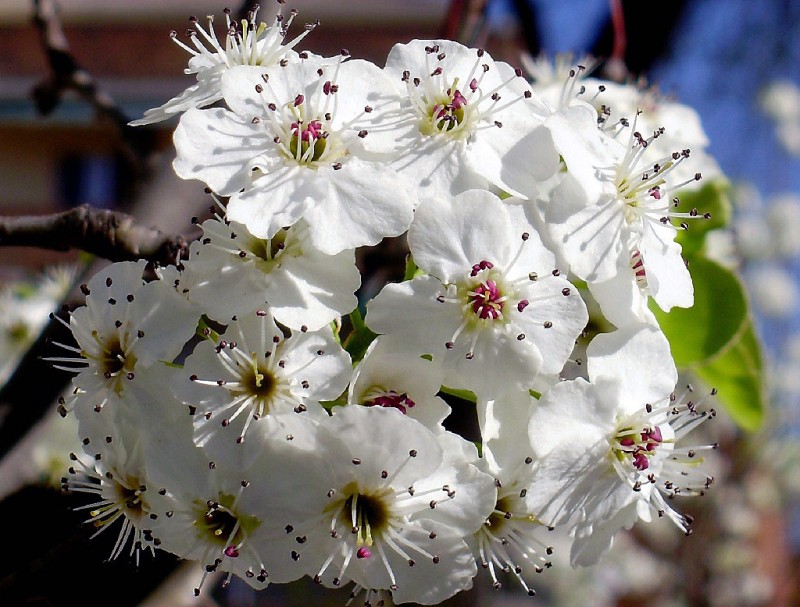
top-left (0, 205), bottom-right (194, 267)
top-left (602, 0), bottom-right (629, 82)
top-left (31, 0), bottom-right (158, 165)
top-left (441, 0), bottom-right (489, 47)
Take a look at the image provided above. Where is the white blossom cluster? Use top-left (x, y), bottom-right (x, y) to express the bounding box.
top-left (0, 264), bottom-right (75, 387)
top-left (54, 6), bottom-right (721, 604)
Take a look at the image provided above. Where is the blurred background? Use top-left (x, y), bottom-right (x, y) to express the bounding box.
top-left (1, 1), bottom-right (800, 606)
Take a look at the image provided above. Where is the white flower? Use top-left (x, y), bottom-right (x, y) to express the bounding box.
top-left (520, 52), bottom-right (597, 91)
top-left (130, 393), bottom-right (332, 593)
top-left (174, 308), bottom-right (351, 468)
top-left (747, 264), bottom-right (800, 318)
top-left (64, 401), bottom-right (172, 564)
top-left (347, 335), bottom-right (451, 433)
top-left (49, 261), bottom-right (199, 417)
top-left (528, 60), bottom-right (722, 186)
top-left (372, 39), bottom-right (559, 201)
top-left (129, 5), bottom-right (315, 126)
top-left (147, 453), bottom-right (275, 593)
top-left (0, 264), bottom-right (75, 386)
top-left (527, 325), bottom-right (717, 567)
top-left (173, 58), bottom-right (415, 255)
top-left (543, 113), bottom-right (703, 323)
top-left (760, 79), bottom-right (800, 154)
top-left (256, 405), bottom-right (496, 605)
top-left (765, 193), bottom-right (800, 258)
top-left (178, 216), bottom-right (360, 331)
top-left (470, 395), bottom-right (554, 596)
top-left (366, 190), bottom-right (587, 399)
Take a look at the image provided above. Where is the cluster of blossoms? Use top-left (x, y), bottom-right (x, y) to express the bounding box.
top-left (55, 5), bottom-right (722, 604)
top-left (0, 264), bottom-right (75, 387)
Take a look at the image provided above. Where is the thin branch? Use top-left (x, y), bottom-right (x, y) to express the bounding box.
top-left (31, 0), bottom-right (158, 164)
top-left (440, 0), bottom-right (489, 47)
top-left (602, 0), bottom-right (629, 82)
top-left (609, 0), bottom-right (627, 63)
top-left (0, 205), bottom-right (194, 267)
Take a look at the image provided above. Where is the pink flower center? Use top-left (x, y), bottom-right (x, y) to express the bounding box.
top-left (617, 425), bottom-right (664, 470)
top-left (356, 547), bottom-right (372, 559)
top-left (291, 119), bottom-right (323, 141)
top-left (431, 88), bottom-right (468, 131)
top-left (469, 279), bottom-right (504, 320)
top-left (289, 119), bottom-right (327, 160)
top-left (365, 390), bottom-right (416, 414)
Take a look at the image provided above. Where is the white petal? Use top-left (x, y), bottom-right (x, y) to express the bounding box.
top-left (640, 224), bottom-right (694, 311)
top-left (303, 158), bottom-right (415, 254)
top-left (587, 267), bottom-right (658, 328)
top-left (586, 325), bottom-right (677, 413)
top-left (173, 107), bottom-right (269, 195)
top-left (408, 190), bottom-right (515, 281)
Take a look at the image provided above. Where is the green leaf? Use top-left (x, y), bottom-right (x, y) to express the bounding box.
top-left (196, 315), bottom-right (222, 342)
top-left (403, 254), bottom-right (422, 281)
top-left (437, 384), bottom-right (477, 404)
top-left (694, 319), bottom-right (766, 432)
top-left (651, 253), bottom-right (766, 431)
top-left (674, 179), bottom-right (732, 257)
top-left (651, 256), bottom-right (747, 367)
top-left (342, 307), bottom-right (378, 363)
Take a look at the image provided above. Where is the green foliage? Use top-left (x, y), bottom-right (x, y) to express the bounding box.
top-left (438, 384), bottom-right (477, 403)
top-left (196, 315), bottom-right (221, 342)
top-left (675, 180), bottom-right (732, 257)
top-left (653, 180), bottom-right (766, 431)
top-left (403, 254), bottom-right (422, 281)
top-left (342, 307), bottom-right (378, 364)
top-left (651, 257), bottom-right (747, 367)
top-left (694, 319), bottom-right (765, 431)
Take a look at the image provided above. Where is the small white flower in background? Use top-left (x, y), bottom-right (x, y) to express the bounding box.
top-left (520, 52), bottom-right (597, 91)
top-left (178, 216), bottom-right (360, 331)
top-left (527, 325), bottom-right (717, 567)
top-left (0, 264), bottom-right (75, 387)
top-left (253, 405), bottom-right (496, 605)
top-left (49, 261), bottom-right (199, 417)
top-left (765, 193), bottom-right (800, 258)
top-left (366, 189), bottom-right (587, 399)
top-left (760, 78), bottom-right (800, 155)
top-left (760, 78), bottom-right (800, 124)
top-left (747, 264), bottom-right (800, 319)
top-left (373, 39), bottom-right (559, 202)
top-left (347, 336), bottom-right (451, 433)
top-left (174, 308), bottom-right (351, 468)
top-left (129, 5), bottom-right (316, 126)
top-left (173, 57), bottom-right (415, 255)
top-left (730, 185), bottom-right (800, 260)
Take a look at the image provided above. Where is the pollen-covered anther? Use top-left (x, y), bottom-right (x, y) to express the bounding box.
top-left (224, 545), bottom-right (239, 558)
top-left (469, 279), bottom-right (504, 320)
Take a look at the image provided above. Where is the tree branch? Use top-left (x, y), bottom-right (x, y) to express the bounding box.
top-left (31, 0), bottom-right (159, 165)
top-left (0, 205), bottom-right (194, 266)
